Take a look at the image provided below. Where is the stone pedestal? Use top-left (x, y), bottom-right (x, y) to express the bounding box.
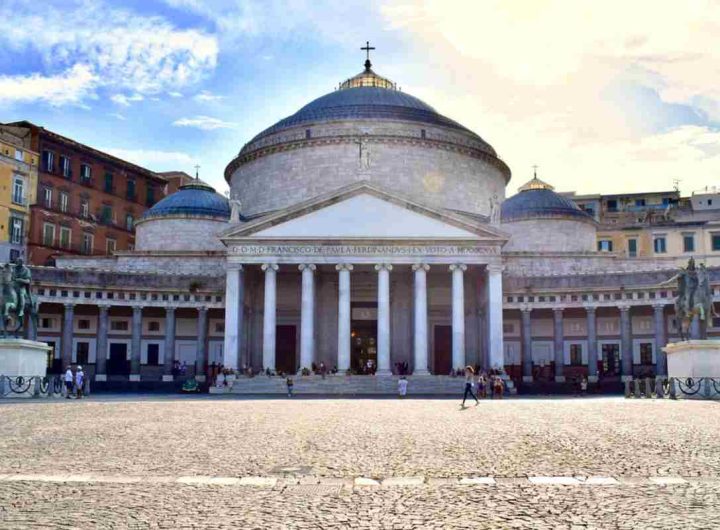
top-left (664, 340), bottom-right (720, 399)
top-left (0, 339), bottom-right (51, 398)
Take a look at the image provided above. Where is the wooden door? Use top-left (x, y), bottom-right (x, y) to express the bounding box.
top-left (107, 343), bottom-right (129, 375)
top-left (433, 325), bottom-right (452, 375)
top-left (275, 325), bottom-right (297, 374)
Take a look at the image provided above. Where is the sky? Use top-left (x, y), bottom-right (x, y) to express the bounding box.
top-left (1, 0), bottom-right (719, 197)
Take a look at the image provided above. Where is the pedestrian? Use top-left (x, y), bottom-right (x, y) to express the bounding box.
top-left (398, 376), bottom-right (408, 398)
top-left (180, 361), bottom-right (187, 376)
top-left (461, 366), bottom-right (479, 407)
top-left (477, 373), bottom-right (486, 399)
top-left (319, 362), bottom-right (326, 379)
top-left (64, 365), bottom-right (74, 399)
top-left (75, 366), bottom-right (85, 399)
top-left (494, 375), bottom-right (504, 399)
top-left (580, 376), bottom-right (588, 396)
top-left (286, 376), bottom-right (294, 397)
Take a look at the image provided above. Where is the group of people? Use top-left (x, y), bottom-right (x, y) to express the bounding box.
top-left (63, 365), bottom-right (85, 399)
top-left (461, 366), bottom-right (506, 406)
top-left (170, 360), bottom-right (188, 377)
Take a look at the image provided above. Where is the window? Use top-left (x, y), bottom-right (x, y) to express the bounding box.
top-left (598, 239), bottom-right (613, 252)
top-left (148, 321), bottom-right (160, 332)
top-left (43, 187), bottom-right (53, 208)
top-left (80, 164), bottom-right (91, 182)
top-left (127, 179), bottom-right (136, 200)
top-left (100, 205), bottom-right (112, 225)
top-left (713, 234), bottom-right (720, 251)
top-left (570, 344), bottom-right (583, 366)
top-left (125, 214), bottom-right (134, 231)
top-left (78, 319), bottom-right (91, 330)
top-left (60, 192), bottom-right (69, 213)
top-left (709, 199), bottom-right (714, 206)
top-left (635, 198), bottom-right (646, 207)
top-left (60, 155), bottom-right (71, 178)
top-left (12, 177), bottom-right (24, 205)
top-left (42, 150), bottom-right (54, 172)
top-left (14, 148), bottom-right (23, 162)
top-left (104, 171), bottom-right (114, 193)
top-left (80, 199), bottom-right (89, 218)
top-left (75, 342), bottom-right (89, 365)
top-left (214, 322), bottom-right (225, 333)
top-left (106, 238), bottom-right (116, 255)
top-left (502, 323), bottom-right (515, 333)
top-left (59, 227), bottom-right (71, 249)
top-left (81, 233), bottom-right (94, 255)
top-left (10, 218), bottom-right (23, 245)
top-left (110, 320), bottom-right (128, 331)
top-left (146, 344), bottom-right (160, 365)
top-left (640, 343), bottom-right (653, 365)
top-left (42, 223), bottom-right (55, 246)
top-left (683, 234), bottom-right (695, 253)
top-left (9, 249), bottom-right (20, 262)
top-left (40, 317), bottom-right (55, 329)
top-left (606, 199), bottom-right (618, 212)
top-left (653, 236), bottom-right (667, 254)
top-left (146, 185), bottom-right (156, 206)
top-left (627, 238), bottom-right (637, 257)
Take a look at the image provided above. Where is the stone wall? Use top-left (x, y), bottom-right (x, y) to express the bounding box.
top-left (135, 217), bottom-right (229, 251)
top-left (230, 120), bottom-right (507, 217)
top-left (54, 254), bottom-right (227, 277)
top-left (502, 218), bottom-right (596, 252)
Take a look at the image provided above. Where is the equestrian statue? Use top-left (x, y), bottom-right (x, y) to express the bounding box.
top-left (660, 257), bottom-right (716, 340)
top-left (0, 258), bottom-right (38, 338)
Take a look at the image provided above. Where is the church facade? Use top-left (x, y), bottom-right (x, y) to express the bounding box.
top-left (27, 59), bottom-right (720, 389)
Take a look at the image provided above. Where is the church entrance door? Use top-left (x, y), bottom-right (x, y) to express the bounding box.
top-left (275, 325), bottom-right (297, 374)
top-left (351, 321), bottom-right (377, 374)
top-left (107, 343), bottom-right (129, 376)
top-left (433, 325), bottom-right (452, 375)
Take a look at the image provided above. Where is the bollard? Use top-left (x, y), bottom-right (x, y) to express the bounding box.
top-left (705, 378), bottom-right (712, 399)
top-left (655, 377), bottom-right (664, 399)
top-left (633, 379), bottom-right (642, 398)
top-left (644, 378), bottom-right (653, 398)
top-left (33, 377), bottom-right (41, 398)
top-left (668, 378), bottom-right (677, 399)
top-left (624, 379), bottom-right (632, 398)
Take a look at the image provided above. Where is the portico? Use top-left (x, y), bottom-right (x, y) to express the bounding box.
top-left (221, 183), bottom-right (508, 374)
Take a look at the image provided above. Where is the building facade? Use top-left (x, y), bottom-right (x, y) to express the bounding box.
top-left (18, 59), bottom-right (720, 389)
top-left (3, 122), bottom-right (168, 266)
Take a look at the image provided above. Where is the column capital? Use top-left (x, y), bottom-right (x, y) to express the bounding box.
top-left (449, 264), bottom-right (467, 272)
top-left (197, 306), bottom-right (208, 314)
top-left (619, 305), bottom-right (631, 313)
top-left (165, 306), bottom-right (177, 314)
top-left (63, 303), bottom-right (75, 311)
top-left (520, 305), bottom-right (532, 314)
top-left (553, 306), bottom-right (564, 314)
top-left (261, 263), bottom-right (279, 272)
top-left (374, 263), bottom-right (393, 272)
top-left (227, 262), bottom-right (244, 271)
top-left (98, 304), bottom-right (110, 313)
top-left (652, 302), bottom-right (667, 311)
top-left (335, 263), bottom-right (354, 272)
top-left (486, 263), bottom-right (504, 274)
top-left (584, 305), bottom-right (597, 314)
top-left (412, 263), bottom-right (430, 272)
top-left (298, 263), bottom-right (317, 272)
top-left (132, 305), bottom-right (144, 313)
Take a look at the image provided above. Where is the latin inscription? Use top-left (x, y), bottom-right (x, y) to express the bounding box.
top-left (230, 245), bottom-right (499, 256)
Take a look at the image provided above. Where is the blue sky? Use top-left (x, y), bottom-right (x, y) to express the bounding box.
top-left (1, 0), bottom-right (719, 196)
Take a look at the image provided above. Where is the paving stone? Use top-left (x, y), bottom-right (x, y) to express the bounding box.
top-left (354, 477), bottom-right (380, 487)
top-left (238, 476), bottom-right (277, 487)
top-left (459, 477), bottom-right (496, 485)
top-left (585, 477), bottom-right (620, 486)
top-left (529, 477), bottom-right (581, 485)
top-left (648, 477), bottom-right (688, 485)
top-left (381, 477), bottom-right (425, 487)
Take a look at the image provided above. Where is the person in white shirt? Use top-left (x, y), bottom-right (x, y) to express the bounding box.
top-left (75, 366), bottom-right (85, 399)
top-left (64, 366), bottom-right (74, 399)
top-left (398, 377), bottom-right (408, 398)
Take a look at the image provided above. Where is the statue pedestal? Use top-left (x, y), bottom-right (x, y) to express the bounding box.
top-left (664, 340), bottom-right (720, 399)
top-left (0, 339), bottom-right (51, 398)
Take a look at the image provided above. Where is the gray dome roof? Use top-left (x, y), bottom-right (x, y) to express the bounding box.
top-left (501, 184), bottom-right (593, 223)
top-left (246, 85), bottom-right (496, 156)
top-left (142, 182), bottom-right (230, 221)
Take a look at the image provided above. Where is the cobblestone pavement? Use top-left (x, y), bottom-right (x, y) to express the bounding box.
top-left (1, 397), bottom-right (718, 528)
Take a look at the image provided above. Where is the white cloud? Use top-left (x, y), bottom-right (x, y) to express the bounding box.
top-left (168, 91), bottom-right (183, 98)
top-left (110, 94), bottom-right (144, 107)
top-left (0, 1), bottom-right (218, 106)
top-left (108, 112), bottom-right (126, 121)
top-left (0, 63), bottom-right (97, 106)
top-left (101, 147), bottom-right (197, 170)
top-left (193, 90), bottom-right (224, 102)
top-left (172, 115), bottom-right (236, 130)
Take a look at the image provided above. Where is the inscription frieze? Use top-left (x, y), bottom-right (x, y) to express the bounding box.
top-left (230, 244), bottom-right (499, 257)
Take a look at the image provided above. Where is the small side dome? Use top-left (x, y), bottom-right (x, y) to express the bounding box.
top-left (501, 176), bottom-right (592, 223)
top-left (142, 181), bottom-right (230, 221)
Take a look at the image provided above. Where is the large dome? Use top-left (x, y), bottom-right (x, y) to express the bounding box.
top-left (142, 182), bottom-right (230, 221)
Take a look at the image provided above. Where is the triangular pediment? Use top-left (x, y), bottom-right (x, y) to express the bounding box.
top-left (221, 182), bottom-right (508, 243)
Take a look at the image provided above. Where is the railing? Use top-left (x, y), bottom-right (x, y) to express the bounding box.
top-left (0, 374), bottom-right (89, 398)
top-left (624, 377), bottom-right (720, 400)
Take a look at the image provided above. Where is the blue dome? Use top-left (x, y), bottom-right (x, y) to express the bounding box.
top-left (142, 182), bottom-right (230, 220)
top-left (247, 86), bottom-right (496, 156)
top-left (501, 188), bottom-right (593, 223)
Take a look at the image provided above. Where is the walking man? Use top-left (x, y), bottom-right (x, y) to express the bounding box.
top-left (461, 366), bottom-right (479, 407)
top-left (64, 366), bottom-right (74, 399)
top-left (76, 366), bottom-right (85, 399)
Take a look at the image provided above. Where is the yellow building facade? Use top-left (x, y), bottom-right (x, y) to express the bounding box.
top-left (0, 127), bottom-right (38, 262)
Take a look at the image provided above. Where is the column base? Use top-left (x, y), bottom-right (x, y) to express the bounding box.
top-left (621, 375), bottom-right (633, 382)
top-left (95, 374), bottom-right (107, 382)
top-left (522, 376), bottom-right (533, 383)
top-left (375, 369), bottom-right (393, 377)
top-left (412, 370), bottom-right (430, 376)
top-left (195, 375), bottom-right (206, 383)
top-left (554, 376), bottom-right (566, 383)
top-left (587, 375), bottom-right (599, 383)
top-left (162, 375), bottom-right (174, 382)
top-left (129, 374), bottom-right (141, 382)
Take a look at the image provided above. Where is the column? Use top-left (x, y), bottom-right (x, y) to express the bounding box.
top-left (412, 263), bottom-right (430, 375)
top-left (521, 307), bottom-right (533, 382)
top-left (553, 308), bottom-right (564, 382)
top-left (61, 303), bottom-right (74, 370)
top-left (375, 264), bottom-right (392, 375)
top-left (449, 264), bottom-right (467, 371)
top-left (299, 264), bottom-right (316, 372)
top-left (487, 264), bottom-right (505, 371)
top-left (196, 306), bottom-right (208, 380)
top-left (262, 263), bottom-right (279, 372)
top-left (586, 306), bottom-right (598, 382)
top-left (336, 264), bottom-right (353, 371)
top-left (129, 305), bottom-right (142, 381)
top-left (162, 306), bottom-right (176, 381)
top-left (95, 305), bottom-right (109, 382)
top-left (620, 306), bottom-right (632, 380)
top-left (223, 264), bottom-right (244, 370)
top-left (654, 304), bottom-right (667, 376)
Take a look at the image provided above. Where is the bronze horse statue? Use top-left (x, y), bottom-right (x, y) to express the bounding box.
top-left (663, 260), bottom-right (717, 340)
top-left (0, 262), bottom-right (38, 338)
